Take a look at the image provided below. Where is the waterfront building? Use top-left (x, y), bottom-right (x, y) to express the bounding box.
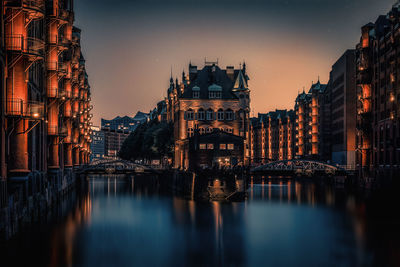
top-left (328, 50), bottom-right (357, 167)
top-left (90, 126), bottom-right (105, 161)
top-left (187, 130), bottom-right (244, 170)
top-left (356, 2), bottom-right (400, 171)
top-left (166, 61), bottom-right (251, 169)
top-left (103, 128), bottom-right (130, 159)
top-left (250, 110), bottom-right (295, 164)
top-left (294, 81), bottom-right (328, 160)
top-left (0, 0), bottom-right (93, 181)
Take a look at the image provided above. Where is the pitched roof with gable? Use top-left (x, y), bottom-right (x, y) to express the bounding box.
top-left (180, 64), bottom-right (249, 100)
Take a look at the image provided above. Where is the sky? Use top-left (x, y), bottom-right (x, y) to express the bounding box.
top-left (73, 0), bottom-right (396, 125)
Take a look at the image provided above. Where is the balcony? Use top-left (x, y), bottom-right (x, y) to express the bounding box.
top-left (47, 125), bottom-right (58, 136)
top-left (5, 35), bottom-right (44, 59)
top-left (357, 69), bottom-right (372, 85)
top-left (4, 99), bottom-right (44, 119)
top-left (58, 62), bottom-right (67, 76)
top-left (58, 35), bottom-right (71, 49)
top-left (58, 7), bottom-right (71, 23)
top-left (5, 0), bottom-right (45, 20)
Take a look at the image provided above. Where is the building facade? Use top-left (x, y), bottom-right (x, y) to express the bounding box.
top-left (356, 3), bottom-right (400, 171)
top-left (103, 128), bottom-right (130, 159)
top-left (0, 0), bottom-right (93, 180)
top-left (166, 62), bottom-right (251, 169)
top-left (250, 110), bottom-right (295, 164)
top-left (90, 126), bottom-right (105, 161)
top-left (294, 81), bottom-right (328, 160)
top-left (329, 50), bottom-right (357, 167)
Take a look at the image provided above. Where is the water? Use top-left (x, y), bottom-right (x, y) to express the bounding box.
top-left (1, 175), bottom-right (400, 267)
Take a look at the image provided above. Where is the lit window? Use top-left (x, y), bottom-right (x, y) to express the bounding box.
top-left (199, 144), bottom-right (206, 149)
top-left (217, 109), bottom-right (224, 121)
top-left (227, 144), bottom-right (234, 150)
top-left (187, 128), bottom-right (194, 137)
top-left (219, 144), bottom-right (226, 150)
top-left (207, 143), bottom-right (214, 150)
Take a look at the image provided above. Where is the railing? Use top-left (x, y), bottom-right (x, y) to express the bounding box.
top-left (5, 35), bottom-right (44, 57)
top-left (5, 0), bottom-right (45, 14)
top-left (4, 98), bottom-right (44, 118)
top-left (58, 62), bottom-right (67, 74)
top-left (58, 35), bottom-right (71, 48)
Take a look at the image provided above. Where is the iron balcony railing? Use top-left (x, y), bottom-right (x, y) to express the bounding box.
top-left (5, 35), bottom-right (44, 58)
top-left (5, 0), bottom-right (45, 15)
top-left (47, 125), bottom-right (58, 135)
top-left (4, 98), bottom-right (44, 119)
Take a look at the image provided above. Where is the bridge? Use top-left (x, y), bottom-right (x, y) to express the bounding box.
top-left (78, 159), bottom-right (159, 175)
top-left (251, 160), bottom-right (352, 176)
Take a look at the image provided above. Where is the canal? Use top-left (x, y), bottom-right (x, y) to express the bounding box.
top-left (1, 174), bottom-right (400, 266)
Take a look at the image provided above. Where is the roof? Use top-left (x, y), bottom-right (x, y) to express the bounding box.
top-left (179, 64), bottom-right (249, 100)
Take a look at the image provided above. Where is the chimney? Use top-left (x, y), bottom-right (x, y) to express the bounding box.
top-left (189, 64), bottom-right (197, 81)
top-left (226, 66), bottom-right (234, 80)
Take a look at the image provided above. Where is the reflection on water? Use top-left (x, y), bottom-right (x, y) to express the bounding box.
top-left (1, 174), bottom-right (400, 266)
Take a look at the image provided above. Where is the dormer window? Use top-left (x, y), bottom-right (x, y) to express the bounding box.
top-left (186, 109), bottom-right (194, 120)
top-left (208, 84), bottom-right (222, 99)
top-left (192, 86), bottom-right (200, 98)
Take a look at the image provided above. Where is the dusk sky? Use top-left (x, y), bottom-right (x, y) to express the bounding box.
top-left (73, 0), bottom-right (395, 125)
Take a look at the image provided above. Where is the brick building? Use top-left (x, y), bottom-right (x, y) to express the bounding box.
top-left (356, 2), bottom-right (400, 171)
top-left (166, 61), bottom-right (251, 169)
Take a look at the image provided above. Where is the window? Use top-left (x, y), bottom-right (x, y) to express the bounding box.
top-left (193, 91), bottom-right (200, 98)
top-left (226, 110), bottom-right (233, 120)
top-left (219, 144), bottom-right (226, 150)
top-left (187, 109), bottom-right (194, 120)
top-left (199, 143), bottom-right (206, 150)
top-left (187, 128), bottom-right (194, 137)
top-left (198, 109), bottom-right (205, 120)
top-left (209, 91), bottom-right (222, 99)
top-left (207, 143), bottom-right (214, 150)
top-left (217, 109), bottom-right (224, 121)
top-left (206, 109), bottom-right (214, 120)
top-left (199, 128), bottom-right (205, 134)
top-left (206, 127), bottom-right (213, 133)
top-left (227, 144), bottom-right (234, 150)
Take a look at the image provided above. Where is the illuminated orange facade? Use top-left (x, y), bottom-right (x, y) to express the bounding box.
top-left (250, 110), bottom-right (295, 164)
top-left (356, 4), bottom-right (400, 171)
top-left (294, 81), bottom-right (327, 160)
top-left (166, 62), bottom-right (251, 169)
top-left (0, 0), bottom-right (92, 179)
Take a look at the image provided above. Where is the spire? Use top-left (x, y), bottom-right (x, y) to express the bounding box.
top-left (170, 66), bottom-right (173, 83)
top-left (243, 61), bottom-right (246, 74)
top-left (234, 69), bottom-right (248, 90)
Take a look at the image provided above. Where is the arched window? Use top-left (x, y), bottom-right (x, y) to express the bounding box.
top-left (206, 127), bottom-right (213, 133)
top-left (217, 109), bottom-right (224, 121)
top-left (225, 109), bottom-right (234, 121)
top-left (198, 108), bottom-right (205, 120)
top-left (199, 128), bottom-right (205, 134)
top-left (187, 128), bottom-right (194, 137)
top-left (206, 109), bottom-right (214, 121)
top-left (186, 109), bottom-right (194, 120)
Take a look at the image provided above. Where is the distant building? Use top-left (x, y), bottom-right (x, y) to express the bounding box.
top-left (250, 110), bottom-right (295, 164)
top-left (295, 81), bottom-right (329, 160)
top-left (165, 61), bottom-right (251, 169)
top-left (101, 111), bottom-right (149, 132)
top-left (102, 128), bottom-right (131, 158)
top-left (356, 3), bottom-right (400, 171)
top-left (90, 126), bottom-right (105, 161)
top-left (328, 50), bottom-right (357, 167)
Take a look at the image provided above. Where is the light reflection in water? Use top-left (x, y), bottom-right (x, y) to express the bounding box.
top-left (3, 174), bottom-right (400, 267)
